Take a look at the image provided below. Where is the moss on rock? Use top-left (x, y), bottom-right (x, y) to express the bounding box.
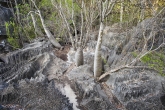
top-left (141, 51), bottom-right (165, 76)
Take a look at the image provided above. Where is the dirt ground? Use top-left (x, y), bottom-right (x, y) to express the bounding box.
top-left (54, 45), bottom-right (71, 61)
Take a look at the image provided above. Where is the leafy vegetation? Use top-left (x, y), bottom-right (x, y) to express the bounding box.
top-left (141, 51), bottom-right (165, 76)
top-left (3, 0), bottom-right (165, 50)
top-left (5, 21), bottom-right (20, 48)
top-left (131, 51), bottom-right (138, 57)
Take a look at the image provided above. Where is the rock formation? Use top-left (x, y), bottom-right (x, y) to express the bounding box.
top-left (0, 39), bottom-right (73, 110)
top-left (0, 9), bottom-right (165, 110)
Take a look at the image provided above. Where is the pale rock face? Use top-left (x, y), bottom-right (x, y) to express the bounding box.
top-left (67, 48), bottom-right (76, 63)
top-left (63, 84), bottom-right (79, 110)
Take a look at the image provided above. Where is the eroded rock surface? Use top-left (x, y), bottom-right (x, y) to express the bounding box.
top-left (0, 12), bottom-right (165, 110)
top-left (67, 65), bottom-right (119, 110)
top-left (0, 40), bottom-right (73, 110)
top-left (106, 69), bottom-right (165, 110)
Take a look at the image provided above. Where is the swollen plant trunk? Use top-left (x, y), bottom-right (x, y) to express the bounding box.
top-left (75, 47), bottom-right (84, 67)
top-left (94, 22), bottom-right (104, 78)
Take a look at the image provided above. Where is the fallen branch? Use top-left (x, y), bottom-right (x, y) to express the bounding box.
top-left (98, 65), bottom-right (156, 81)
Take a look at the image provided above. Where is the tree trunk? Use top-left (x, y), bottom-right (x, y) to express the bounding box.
top-left (14, 0), bottom-right (23, 47)
top-left (75, 47), bottom-right (84, 67)
top-left (30, 13), bottom-right (44, 37)
top-left (38, 10), bottom-right (61, 48)
top-left (94, 22), bottom-right (104, 78)
top-left (139, 0), bottom-right (146, 22)
top-left (31, 0), bottom-right (61, 48)
top-left (120, 0), bottom-right (123, 27)
top-left (51, 0), bottom-right (76, 50)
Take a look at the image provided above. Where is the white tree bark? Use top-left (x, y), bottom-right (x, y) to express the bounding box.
top-left (120, 0), bottom-right (124, 27)
top-left (31, 0), bottom-right (61, 48)
top-left (51, 0), bottom-right (76, 50)
top-left (38, 11), bottom-right (62, 48)
top-left (94, 0), bottom-right (116, 78)
top-left (139, 0), bottom-right (146, 22)
top-left (94, 22), bottom-right (104, 77)
top-left (30, 13), bottom-right (44, 37)
top-left (75, 47), bottom-right (84, 66)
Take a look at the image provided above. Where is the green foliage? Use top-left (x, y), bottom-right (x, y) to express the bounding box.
top-left (5, 22), bottom-right (11, 38)
top-left (24, 25), bottom-right (36, 40)
top-left (39, 0), bottom-right (52, 7)
top-left (5, 21), bottom-right (35, 49)
top-left (141, 52), bottom-right (165, 76)
top-left (18, 3), bottom-right (31, 14)
top-left (131, 51), bottom-right (138, 57)
top-left (7, 37), bottom-right (20, 49)
top-left (5, 21), bottom-right (20, 49)
top-left (57, 0), bottom-right (80, 12)
top-left (102, 57), bottom-right (107, 64)
top-left (5, 2), bottom-right (37, 49)
top-left (107, 0), bottom-right (165, 26)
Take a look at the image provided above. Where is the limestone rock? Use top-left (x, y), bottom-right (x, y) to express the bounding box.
top-left (67, 65), bottom-right (119, 110)
top-left (0, 40), bottom-right (73, 110)
top-left (106, 69), bottom-right (165, 110)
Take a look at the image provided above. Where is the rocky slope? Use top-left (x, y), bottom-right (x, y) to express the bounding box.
top-left (0, 10), bottom-right (165, 110)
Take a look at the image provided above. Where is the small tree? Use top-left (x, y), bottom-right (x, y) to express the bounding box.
top-left (98, 7), bottom-right (165, 81)
top-left (29, 0), bottom-right (62, 48)
top-left (94, 0), bottom-right (116, 78)
top-left (51, 0), bottom-right (99, 66)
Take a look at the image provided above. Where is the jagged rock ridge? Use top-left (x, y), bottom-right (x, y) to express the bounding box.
top-left (0, 40), bottom-right (73, 110)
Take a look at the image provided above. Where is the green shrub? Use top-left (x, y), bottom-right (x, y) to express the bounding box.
top-left (7, 37), bottom-right (20, 49)
top-left (102, 57), bottom-right (107, 64)
top-left (141, 52), bottom-right (165, 76)
top-left (5, 21), bottom-right (20, 49)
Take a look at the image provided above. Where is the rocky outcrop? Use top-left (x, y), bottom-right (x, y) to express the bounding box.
top-left (66, 65), bottom-right (120, 110)
top-left (1, 11), bottom-right (165, 110)
top-left (65, 64), bottom-right (165, 110)
top-left (105, 68), bottom-right (165, 110)
top-left (0, 38), bottom-right (165, 110)
top-left (0, 39), bottom-right (120, 110)
top-left (0, 40), bottom-right (73, 110)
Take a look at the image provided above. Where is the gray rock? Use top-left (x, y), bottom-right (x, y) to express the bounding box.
top-left (67, 64), bottom-right (119, 110)
top-left (0, 6), bottom-right (13, 35)
top-left (0, 40), bottom-right (73, 110)
top-left (106, 68), bottom-right (165, 110)
top-left (102, 32), bottom-right (127, 50)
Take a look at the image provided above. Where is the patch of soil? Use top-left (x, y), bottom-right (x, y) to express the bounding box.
top-left (54, 45), bottom-right (71, 61)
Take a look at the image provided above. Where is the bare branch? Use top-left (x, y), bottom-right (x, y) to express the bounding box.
top-left (98, 65), bottom-right (157, 81)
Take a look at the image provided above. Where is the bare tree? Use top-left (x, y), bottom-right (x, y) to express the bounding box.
top-left (94, 0), bottom-right (116, 78)
top-left (98, 7), bottom-right (165, 81)
top-left (29, 0), bottom-right (62, 49)
top-left (139, 0), bottom-right (146, 22)
top-left (51, 0), bottom-right (99, 66)
top-left (30, 12), bottom-right (44, 37)
top-left (120, 0), bottom-right (124, 27)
